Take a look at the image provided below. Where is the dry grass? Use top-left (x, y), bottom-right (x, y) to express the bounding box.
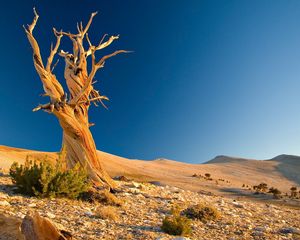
top-left (182, 203), bottom-right (220, 223)
top-left (161, 205), bottom-right (192, 236)
top-left (99, 190), bottom-right (123, 207)
top-left (95, 206), bottom-right (119, 221)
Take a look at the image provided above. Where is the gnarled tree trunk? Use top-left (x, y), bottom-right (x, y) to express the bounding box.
top-left (57, 105), bottom-right (115, 187)
top-left (24, 9), bottom-right (128, 188)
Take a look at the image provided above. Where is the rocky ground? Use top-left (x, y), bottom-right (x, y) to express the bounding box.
top-left (0, 174), bottom-right (300, 240)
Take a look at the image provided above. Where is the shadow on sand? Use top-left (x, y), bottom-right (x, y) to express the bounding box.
top-left (272, 156), bottom-right (300, 185)
top-left (219, 187), bottom-right (300, 209)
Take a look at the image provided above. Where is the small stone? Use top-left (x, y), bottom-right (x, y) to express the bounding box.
top-left (0, 192), bottom-right (8, 199)
top-left (46, 212), bottom-right (56, 219)
top-left (28, 203), bottom-right (37, 208)
top-left (252, 231), bottom-right (264, 237)
top-left (232, 201), bottom-right (244, 208)
top-left (253, 227), bottom-right (266, 232)
top-left (16, 212), bottom-right (25, 219)
top-left (84, 211), bottom-right (93, 217)
top-left (130, 182), bottom-right (140, 188)
top-left (0, 200), bottom-right (10, 206)
top-left (279, 227), bottom-right (300, 234)
top-left (172, 238), bottom-right (191, 240)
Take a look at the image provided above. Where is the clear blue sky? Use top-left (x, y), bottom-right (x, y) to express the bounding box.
top-left (1, 0), bottom-right (300, 163)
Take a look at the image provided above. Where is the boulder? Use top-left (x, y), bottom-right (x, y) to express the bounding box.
top-left (0, 213), bottom-right (25, 240)
top-left (21, 210), bottom-right (72, 240)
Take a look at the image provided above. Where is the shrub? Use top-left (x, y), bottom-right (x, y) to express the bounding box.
top-left (95, 206), bottom-right (119, 221)
top-left (182, 203), bottom-right (220, 223)
top-left (268, 187), bottom-right (281, 198)
top-left (290, 186), bottom-right (298, 198)
top-left (9, 155), bottom-right (90, 199)
top-left (204, 173), bottom-right (211, 178)
top-left (253, 183), bottom-right (268, 193)
top-left (161, 206), bottom-right (192, 236)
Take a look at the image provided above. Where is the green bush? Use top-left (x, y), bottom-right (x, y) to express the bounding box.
top-left (182, 203), bottom-right (220, 223)
top-left (161, 206), bottom-right (192, 236)
top-left (9, 155), bottom-right (90, 199)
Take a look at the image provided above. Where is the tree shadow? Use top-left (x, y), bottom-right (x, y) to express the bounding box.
top-left (0, 174), bottom-right (23, 197)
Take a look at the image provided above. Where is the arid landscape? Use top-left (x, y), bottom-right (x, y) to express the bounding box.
top-left (2, 1), bottom-right (300, 240)
top-left (1, 145), bottom-right (299, 196)
top-left (0, 145), bottom-right (299, 239)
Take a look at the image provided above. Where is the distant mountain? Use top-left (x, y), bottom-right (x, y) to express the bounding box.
top-left (204, 155), bottom-right (255, 164)
top-left (270, 154), bottom-right (300, 164)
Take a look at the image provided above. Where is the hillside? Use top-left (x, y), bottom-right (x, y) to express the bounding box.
top-left (0, 145), bottom-right (299, 194)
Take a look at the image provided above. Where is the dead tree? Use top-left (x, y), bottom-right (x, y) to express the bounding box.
top-left (24, 9), bottom-right (129, 188)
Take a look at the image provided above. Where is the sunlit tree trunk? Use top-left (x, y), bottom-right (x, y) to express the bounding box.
top-left (24, 9), bottom-right (128, 188)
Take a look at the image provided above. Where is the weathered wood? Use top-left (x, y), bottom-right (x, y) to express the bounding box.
top-left (24, 8), bottom-right (128, 188)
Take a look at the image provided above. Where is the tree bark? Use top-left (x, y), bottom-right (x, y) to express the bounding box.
top-left (53, 104), bottom-right (116, 188)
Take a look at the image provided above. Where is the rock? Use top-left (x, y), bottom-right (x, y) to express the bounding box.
top-left (253, 226), bottom-right (267, 232)
top-left (252, 231), bottom-right (264, 237)
top-left (21, 210), bottom-right (72, 240)
top-left (172, 238), bottom-right (191, 240)
top-left (84, 211), bottom-right (93, 217)
top-left (0, 200), bottom-right (10, 206)
top-left (156, 238), bottom-right (191, 240)
top-left (0, 213), bottom-right (25, 240)
top-left (0, 192), bottom-right (8, 199)
top-left (114, 176), bottom-right (130, 182)
top-left (232, 202), bottom-right (244, 208)
top-left (46, 212), bottom-right (56, 219)
top-left (28, 203), bottom-right (37, 208)
top-left (279, 227), bottom-right (300, 234)
top-left (130, 182), bottom-right (140, 188)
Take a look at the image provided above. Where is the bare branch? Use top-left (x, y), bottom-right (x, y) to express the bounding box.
top-left (70, 50), bottom-right (130, 105)
top-left (46, 28), bottom-right (62, 71)
top-left (81, 12), bottom-right (98, 36)
top-left (24, 8), bottom-right (65, 102)
top-left (51, 59), bottom-right (59, 72)
top-left (77, 95), bottom-right (109, 105)
top-left (27, 7), bottom-right (39, 34)
top-left (32, 102), bottom-right (54, 113)
top-left (96, 50), bottom-right (130, 67)
top-left (86, 35), bottom-right (119, 57)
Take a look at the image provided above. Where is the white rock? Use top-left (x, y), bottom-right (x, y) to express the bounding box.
top-left (232, 201), bottom-right (244, 208)
top-left (0, 200), bottom-right (10, 206)
top-left (131, 182), bottom-right (140, 188)
top-left (46, 212), bottom-right (56, 219)
top-left (16, 212), bottom-right (25, 218)
top-left (28, 203), bottom-right (36, 208)
top-left (84, 211), bottom-right (93, 217)
top-left (0, 192), bottom-right (8, 199)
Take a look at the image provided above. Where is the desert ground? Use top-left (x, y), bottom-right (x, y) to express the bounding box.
top-left (0, 145), bottom-right (300, 240)
top-left (0, 145), bottom-right (299, 196)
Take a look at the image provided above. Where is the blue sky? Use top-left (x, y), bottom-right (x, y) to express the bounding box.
top-left (1, 0), bottom-right (300, 163)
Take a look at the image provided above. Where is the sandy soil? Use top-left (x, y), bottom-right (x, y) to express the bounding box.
top-left (1, 145), bottom-right (299, 196)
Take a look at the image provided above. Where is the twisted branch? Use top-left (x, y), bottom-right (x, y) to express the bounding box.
top-left (24, 8), bottom-right (64, 102)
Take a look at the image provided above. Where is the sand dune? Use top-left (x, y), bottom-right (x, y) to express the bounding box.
top-left (0, 145), bottom-right (299, 194)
